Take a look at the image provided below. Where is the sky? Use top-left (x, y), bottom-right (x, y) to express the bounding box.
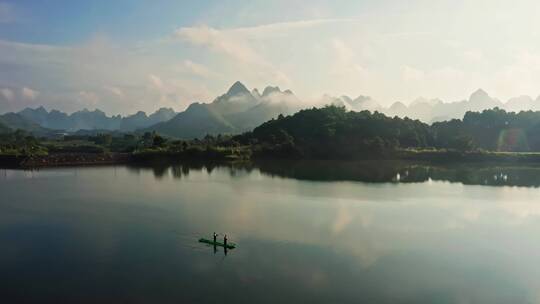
top-left (1, 0), bottom-right (540, 115)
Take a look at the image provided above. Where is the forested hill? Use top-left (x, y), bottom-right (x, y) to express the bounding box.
top-left (234, 105), bottom-right (540, 158)
top-left (234, 105), bottom-right (434, 158)
top-left (432, 108), bottom-right (540, 152)
top-left (0, 121), bottom-right (10, 134)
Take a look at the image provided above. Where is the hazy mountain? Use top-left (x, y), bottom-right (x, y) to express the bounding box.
top-left (379, 89), bottom-right (510, 123)
top-left (467, 89), bottom-right (503, 111)
top-left (68, 109), bottom-right (121, 131)
top-left (229, 86), bottom-right (303, 131)
top-left (44, 110), bottom-right (70, 130)
top-left (119, 111), bottom-right (148, 131)
top-left (405, 98), bottom-right (443, 122)
top-left (319, 95), bottom-right (348, 109)
top-left (18, 106), bottom-right (50, 126)
top-left (10, 85), bottom-right (540, 137)
top-left (410, 97), bottom-right (443, 107)
top-left (505, 95), bottom-right (538, 112)
top-left (251, 88), bottom-right (261, 98)
top-left (350, 95), bottom-right (381, 112)
top-left (0, 121), bottom-right (10, 133)
top-left (16, 107), bottom-right (177, 132)
top-left (147, 108), bottom-right (176, 125)
top-left (387, 102), bottom-right (408, 117)
top-left (0, 112), bottom-right (53, 136)
top-left (319, 94), bottom-right (380, 112)
top-left (210, 81), bottom-right (259, 116)
top-left (262, 86), bottom-right (282, 97)
top-left (316, 89), bottom-right (533, 124)
top-left (147, 82), bottom-right (303, 138)
top-left (148, 103), bottom-right (235, 139)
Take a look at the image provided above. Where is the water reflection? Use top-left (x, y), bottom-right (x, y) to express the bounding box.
top-left (125, 160), bottom-right (540, 188)
top-left (1, 163), bottom-right (540, 303)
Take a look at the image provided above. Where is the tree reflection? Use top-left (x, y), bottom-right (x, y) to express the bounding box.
top-left (127, 160), bottom-right (540, 187)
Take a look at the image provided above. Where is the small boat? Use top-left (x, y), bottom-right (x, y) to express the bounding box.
top-left (199, 238), bottom-right (236, 249)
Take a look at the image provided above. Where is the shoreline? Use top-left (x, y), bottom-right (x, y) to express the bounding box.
top-left (4, 149), bottom-right (540, 169)
top-left (0, 153), bottom-right (132, 169)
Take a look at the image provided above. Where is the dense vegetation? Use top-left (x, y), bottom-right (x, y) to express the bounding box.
top-left (0, 121), bottom-right (10, 134)
top-left (0, 127), bottom-right (248, 167)
top-left (6, 105), bottom-right (540, 166)
top-left (235, 106), bottom-right (432, 159)
top-left (0, 130), bottom-right (47, 156)
top-left (233, 106), bottom-right (540, 159)
top-left (433, 108), bottom-right (540, 152)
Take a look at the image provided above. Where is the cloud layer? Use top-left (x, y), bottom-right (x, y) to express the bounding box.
top-left (3, 1), bottom-right (540, 115)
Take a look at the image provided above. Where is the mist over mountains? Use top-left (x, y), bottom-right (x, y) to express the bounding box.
top-left (4, 107), bottom-right (177, 133)
top-left (4, 81), bottom-right (540, 138)
top-left (147, 81), bottom-right (304, 138)
top-left (319, 88), bottom-right (540, 123)
top-left (383, 89), bottom-right (505, 123)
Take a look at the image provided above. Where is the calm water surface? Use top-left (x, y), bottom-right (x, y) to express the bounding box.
top-left (1, 161), bottom-right (540, 303)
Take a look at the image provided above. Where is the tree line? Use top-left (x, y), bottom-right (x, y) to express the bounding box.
top-left (4, 105), bottom-right (540, 160)
top-left (233, 105), bottom-right (540, 159)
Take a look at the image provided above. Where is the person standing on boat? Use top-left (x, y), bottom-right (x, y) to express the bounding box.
top-left (213, 232), bottom-right (218, 254)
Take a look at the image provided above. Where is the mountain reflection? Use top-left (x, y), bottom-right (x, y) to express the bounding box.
top-left (126, 160), bottom-right (540, 188)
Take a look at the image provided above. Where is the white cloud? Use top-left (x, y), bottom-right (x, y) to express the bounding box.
top-left (0, 35), bottom-right (209, 113)
top-left (144, 73), bottom-right (213, 110)
top-left (230, 18), bottom-right (358, 36)
top-left (182, 60), bottom-right (217, 78)
top-left (441, 39), bottom-right (462, 49)
top-left (77, 91), bottom-right (100, 107)
top-left (332, 39), bottom-right (369, 81)
top-left (327, 39), bottom-right (371, 95)
top-left (491, 50), bottom-right (540, 99)
top-left (21, 87), bottom-right (39, 100)
top-left (148, 74), bottom-right (164, 90)
top-left (463, 49), bottom-right (486, 64)
top-left (176, 26), bottom-right (230, 50)
top-left (432, 67), bottom-right (465, 82)
top-left (103, 86), bottom-right (125, 98)
top-left (174, 25), bottom-right (266, 67)
top-left (6, 3), bottom-right (540, 114)
top-left (332, 39), bottom-right (355, 64)
top-left (174, 21), bottom-right (363, 87)
top-left (398, 66), bottom-right (468, 103)
top-left (0, 88), bottom-right (14, 101)
top-left (401, 65), bottom-right (425, 82)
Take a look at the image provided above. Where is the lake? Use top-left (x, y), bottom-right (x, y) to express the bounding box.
top-left (1, 161), bottom-right (540, 303)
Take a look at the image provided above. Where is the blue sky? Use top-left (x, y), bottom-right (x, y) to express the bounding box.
top-left (0, 0), bottom-right (213, 44)
top-left (1, 0), bottom-right (540, 114)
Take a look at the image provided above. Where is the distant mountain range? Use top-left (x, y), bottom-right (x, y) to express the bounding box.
top-left (4, 81), bottom-right (540, 138)
top-left (383, 89), bottom-right (508, 123)
top-left (146, 81), bottom-right (304, 138)
top-left (323, 88), bottom-right (540, 123)
top-left (0, 107), bottom-right (177, 134)
top-left (0, 112), bottom-right (52, 136)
